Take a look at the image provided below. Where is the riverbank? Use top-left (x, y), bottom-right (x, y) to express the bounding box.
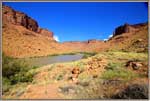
top-left (2, 51), bottom-right (148, 99)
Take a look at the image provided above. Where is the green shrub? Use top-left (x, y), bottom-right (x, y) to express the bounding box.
top-left (76, 62), bottom-right (85, 72)
top-left (54, 71), bottom-right (66, 81)
top-left (9, 71), bottom-right (33, 84)
top-left (112, 84), bottom-right (148, 99)
top-left (2, 77), bottom-right (11, 93)
top-left (101, 69), bottom-right (136, 80)
top-left (82, 52), bottom-right (97, 59)
top-left (75, 80), bottom-right (104, 99)
top-left (56, 74), bottom-right (63, 81)
top-left (78, 72), bottom-right (93, 82)
top-left (2, 53), bottom-right (36, 85)
top-left (101, 62), bottom-right (137, 80)
top-left (105, 62), bottom-right (121, 70)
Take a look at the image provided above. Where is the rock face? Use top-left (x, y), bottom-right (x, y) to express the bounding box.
top-left (37, 28), bottom-right (53, 38)
top-left (2, 5), bottom-right (148, 58)
top-left (2, 5), bottom-right (54, 38)
top-left (3, 5), bottom-right (39, 32)
top-left (113, 23), bottom-right (147, 37)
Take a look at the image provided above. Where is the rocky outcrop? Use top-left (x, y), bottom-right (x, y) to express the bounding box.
top-left (125, 60), bottom-right (143, 70)
top-left (37, 28), bottom-right (53, 38)
top-left (113, 23), bottom-right (138, 36)
top-left (2, 5), bottom-right (148, 58)
top-left (3, 5), bottom-right (39, 32)
top-left (131, 23), bottom-right (148, 29)
top-left (113, 23), bottom-right (147, 37)
top-left (2, 5), bottom-right (54, 38)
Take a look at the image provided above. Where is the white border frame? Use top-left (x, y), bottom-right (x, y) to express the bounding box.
top-left (0, 1), bottom-right (149, 100)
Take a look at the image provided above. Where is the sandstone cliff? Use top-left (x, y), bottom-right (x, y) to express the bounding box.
top-left (2, 5), bottom-right (148, 58)
top-left (113, 23), bottom-right (147, 37)
top-left (2, 5), bottom-right (54, 39)
top-left (107, 23), bottom-right (148, 52)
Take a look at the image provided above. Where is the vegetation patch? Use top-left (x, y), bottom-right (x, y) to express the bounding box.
top-left (81, 52), bottom-right (97, 59)
top-left (111, 84), bottom-right (148, 99)
top-left (2, 53), bottom-right (37, 94)
top-left (101, 62), bottom-right (137, 81)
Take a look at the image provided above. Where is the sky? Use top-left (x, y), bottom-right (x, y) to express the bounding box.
top-left (3, 2), bottom-right (148, 42)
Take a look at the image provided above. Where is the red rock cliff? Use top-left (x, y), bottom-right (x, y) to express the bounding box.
top-left (2, 5), bottom-right (54, 38)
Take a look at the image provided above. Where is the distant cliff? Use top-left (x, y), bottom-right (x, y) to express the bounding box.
top-left (113, 22), bottom-right (147, 37)
top-left (2, 5), bottom-right (54, 38)
top-left (2, 5), bottom-right (148, 58)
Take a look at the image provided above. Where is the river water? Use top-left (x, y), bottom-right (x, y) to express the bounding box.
top-left (24, 53), bottom-right (84, 67)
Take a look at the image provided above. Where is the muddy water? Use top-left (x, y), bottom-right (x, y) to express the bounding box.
top-left (24, 53), bottom-right (84, 67)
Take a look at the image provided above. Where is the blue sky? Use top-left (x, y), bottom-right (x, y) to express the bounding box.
top-left (3, 2), bottom-right (148, 42)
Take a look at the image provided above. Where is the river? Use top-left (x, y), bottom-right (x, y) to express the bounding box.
top-left (23, 53), bottom-right (84, 67)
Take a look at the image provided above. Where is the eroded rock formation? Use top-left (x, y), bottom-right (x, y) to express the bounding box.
top-left (113, 23), bottom-right (147, 37)
top-left (3, 5), bottom-right (39, 32)
top-left (2, 5), bottom-right (53, 38)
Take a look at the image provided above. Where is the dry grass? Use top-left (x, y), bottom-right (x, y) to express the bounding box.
top-left (2, 22), bottom-right (148, 99)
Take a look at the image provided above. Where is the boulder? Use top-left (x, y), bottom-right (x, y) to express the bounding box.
top-left (71, 67), bottom-right (80, 83)
top-left (72, 67), bottom-right (80, 74)
top-left (125, 60), bottom-right (143, 70)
